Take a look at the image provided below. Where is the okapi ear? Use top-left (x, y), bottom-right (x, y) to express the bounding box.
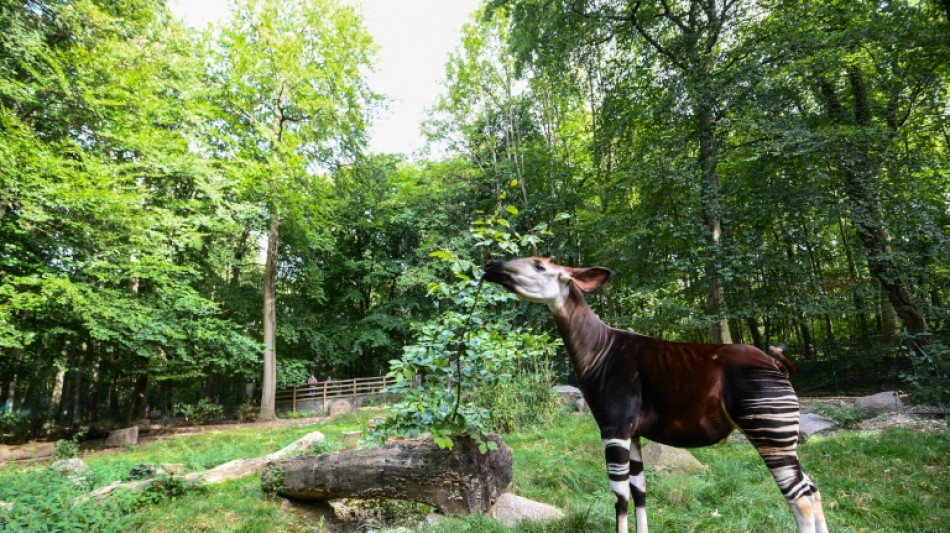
top-left (568, 267), bottom-right (613, 294)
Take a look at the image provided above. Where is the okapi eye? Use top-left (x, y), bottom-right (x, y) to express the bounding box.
top-left (533, 263), bottom-right (545, 272)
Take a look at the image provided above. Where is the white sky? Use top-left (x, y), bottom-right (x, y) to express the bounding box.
top-left (167, 0), bottom-right (482, 156)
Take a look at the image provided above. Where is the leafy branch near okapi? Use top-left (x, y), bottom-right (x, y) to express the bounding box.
top-left (367, 216), bottom-right (564, 450)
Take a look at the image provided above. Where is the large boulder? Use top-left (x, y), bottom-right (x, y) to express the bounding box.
top-left (552, 385), bottom-right (585, 413)
top-left (855, 391), bottom-right (903, 418)
top-left (798, 413), bottom-right (836, 442)
top-left (490, 493), bottom-right (565, 527)
top-left (642, 443), bottom-right (706, 476)
top-left (329, 399), bottom-right (353, 417)
top-left (105, 426), bottom-right (138, 448)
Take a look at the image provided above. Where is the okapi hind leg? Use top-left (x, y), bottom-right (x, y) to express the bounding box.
top-left (728, 372), bottom-right (828, 533)
top-left (603, 437), bottom-right (631, 533)
top-left (629, 438), bottom-right (648, 533)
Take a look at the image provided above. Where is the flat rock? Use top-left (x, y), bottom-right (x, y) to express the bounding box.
top-left (105, 426), bottom-right (138, 448)
top-left (342, 430), bottom-right (363, 448)
top-left (329, 399), bottom-right (353, 416)
top-left (799, 413), bottom-right (835, 442)
top-left (552, 385), bottom-right (582, 396)
top-left (855, 391), bottom-right (903, 418)
top-left (0, 441), bottom-right (55, 462)
top-left (642, 443), bottom-right (706, 476)
top-left (490, 493), bottom-right (565, 527)
top-left (51, 458), bottom-right (89, 474)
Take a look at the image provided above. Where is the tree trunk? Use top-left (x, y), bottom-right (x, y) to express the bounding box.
top-left (50, 368), bottom-right (66, 417)
top-left (698, 103), bottom-right (732, 344)
top-left (126, 363), bottom-right (149, 426)
top-left (259, 210), bottom-right (280, 421)
top-left (4, 351), bottom-right (20, 414)
top-left (818, 69), bottom-right (930, 339)
top-left (746, 316), bottom-right (764, 350)
top-left (273, 434), bottom-right (512, 514)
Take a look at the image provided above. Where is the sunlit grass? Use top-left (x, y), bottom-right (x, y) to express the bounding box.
top-left (431, 415), bottom-right (950, 533)
top-left (2, 411), bottom-right (947, 532)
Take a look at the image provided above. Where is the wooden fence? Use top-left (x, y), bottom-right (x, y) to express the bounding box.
top-left (274, 376), bottom-right (391, 414)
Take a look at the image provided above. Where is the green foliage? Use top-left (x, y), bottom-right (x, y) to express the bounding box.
top-left (259, 464), bottom-right (284, 496)
top-left (53, 433), bottom-right (83, 460)
top-left (473, 352), bottom-right (561, 434)
top-left (812, 403), bottom-right (866, 429)
top-left (368, 217), bottom-right (563, 449)
top-left (235, 402), bottom-right (259, 423)
top-left (903, 340), bottom-right (950, 408)
top-left (175, 400), bottom-right (224, 426)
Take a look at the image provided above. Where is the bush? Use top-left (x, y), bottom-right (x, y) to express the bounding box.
top-left (812, 403), bottom-right (865, 429)
top-left (235, 401), bottom-right (258, 422)
top-left (52, 433), bottom-right (83, 460)
top-left (175, 399), bottom-right (224, 425)
top-left (902, 338), bottom-right (950, 409)
top-left (474, 354), bottom-right (561, 434)
top-left (0, 412), bottom-right (50, 443)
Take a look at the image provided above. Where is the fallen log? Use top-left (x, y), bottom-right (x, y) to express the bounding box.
top-left (270, 434), bottom-right (512, 514)
top-left (81, 430), bottom-right (326, 501)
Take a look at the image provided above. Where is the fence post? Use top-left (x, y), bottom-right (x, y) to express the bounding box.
top-left (323, 381), bottom-right (328, 413)
top-left (292, 386), bottom-right (297, 414)
top-left (353, 378), bottom-right (357, 410)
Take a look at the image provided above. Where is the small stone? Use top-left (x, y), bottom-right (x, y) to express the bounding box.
top-left (642, 443), bottom-right (706, 476)
top-left (342, 430), bottom-right (363, 448)
top-left (0, 500), bottom-right (12, 511)
top-left (329, 399), bottom-right (353, 416)
top-left (490, 493), bottom-right (565, 527)
top-left (50, 458), bottom-right (89, 475)
top-left (161, 463), bottom-right (186, 476)
top-left (576, 397), bottom-right (587, 413)
top-left (105, 426), bottom-right (139, 448)
top-left (799, 413), bottom-right (835, 442)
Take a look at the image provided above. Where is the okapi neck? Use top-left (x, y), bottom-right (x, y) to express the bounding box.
top-left (552, 285), bottom-right (614, 378)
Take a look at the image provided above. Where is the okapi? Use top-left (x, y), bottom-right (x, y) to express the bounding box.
top-left (481, 256), bottom-right (828, 533)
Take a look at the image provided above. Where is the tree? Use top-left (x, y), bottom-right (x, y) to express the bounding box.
top-left (207, 0), bottom-right (377, 419)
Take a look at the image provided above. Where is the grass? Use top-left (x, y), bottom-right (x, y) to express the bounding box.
top-left (1, 410), bottom-right (948, 532)
top-left (429, 415), bottom-right (950, 533)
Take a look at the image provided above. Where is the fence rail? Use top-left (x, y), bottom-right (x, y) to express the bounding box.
top-left (275, 375), bottom-right (391, 414)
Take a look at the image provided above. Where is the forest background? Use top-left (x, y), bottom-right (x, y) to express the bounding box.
top-left (1, 0), bottom-right (948, 435)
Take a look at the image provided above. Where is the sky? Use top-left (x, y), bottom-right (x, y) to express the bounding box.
top-left (167, 0), bottom-right (483, 156)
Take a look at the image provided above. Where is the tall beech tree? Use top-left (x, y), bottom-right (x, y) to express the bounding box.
top-left (207, 0), bottom-right (377, 419)
top-left (496, 0), bottom-right (775, 343)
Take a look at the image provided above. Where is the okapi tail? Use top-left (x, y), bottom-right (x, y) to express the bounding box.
top-left (767, 343), bottom-right (796, 377)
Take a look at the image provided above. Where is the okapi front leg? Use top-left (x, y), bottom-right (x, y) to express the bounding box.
top-left (603, 437), bottom-right (632, 533)
top-left (630, 438), bottom-right (648, 533)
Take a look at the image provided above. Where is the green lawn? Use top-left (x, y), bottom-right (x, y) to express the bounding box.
top-left (1, 412), bottom-right (948, 532)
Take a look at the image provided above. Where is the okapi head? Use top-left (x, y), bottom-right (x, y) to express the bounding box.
top-left (482, 256), bottom-right (612, 310)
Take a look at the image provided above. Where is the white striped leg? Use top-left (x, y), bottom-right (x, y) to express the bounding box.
top-left (603, 437), bottom-right (631, 533)
top-left (733, 381), bottom-right (827, 532)
top-left (629, 439), bottom-right (648, 533)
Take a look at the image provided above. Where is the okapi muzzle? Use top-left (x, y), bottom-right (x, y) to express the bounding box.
top-left (482, 256), bottom-right (828, 533)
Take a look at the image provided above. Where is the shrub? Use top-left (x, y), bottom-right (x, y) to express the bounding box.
top-left (175, 399), bottom-right (224, 425)
top-left (473, 352), bottom-right (561, 434)
top-left (235, 401), bottom-right (258, 422)
top-left (366, 215), bottom-right (564, 450)
top-left (260, 464), bottom-right (284, 495)
top-left (52, 433), bottom-right (83, 460)
top-left (812, 403), bottom-right (865, 429)
top-left (902, 338), bottom-right (950, 409)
